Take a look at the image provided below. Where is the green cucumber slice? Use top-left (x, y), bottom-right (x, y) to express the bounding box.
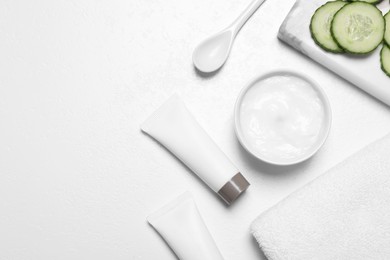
top-left (349, 0), bottom-right (384, 4)
top-left (310, 1), bottom-right (348, 53)
top-left (381, 44), bottom-right (390, 77)
top-left (385, 11), bottom-right (390, 46)
top-left (331, 2), bottom-right (385, 54)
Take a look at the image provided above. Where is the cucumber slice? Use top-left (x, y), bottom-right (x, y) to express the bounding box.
top-left (331, 2), bottom-right (385, 54)
top-left (349, 0), bottom-right (384, 4)
top-left (381, 44), bottom-right (390, 77)
top-left (385, 11), bottom-right (390, 46)
top-left (310, 1), bottom-right (348, 53)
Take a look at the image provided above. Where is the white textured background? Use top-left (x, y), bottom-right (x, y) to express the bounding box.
top-left (1, 0), bottom-right (390, 259)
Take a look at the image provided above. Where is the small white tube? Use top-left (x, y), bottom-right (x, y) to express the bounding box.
top-left (148, 192), bottom-right (224, 260)
top-left (141, 94), bottom-right (249, 204)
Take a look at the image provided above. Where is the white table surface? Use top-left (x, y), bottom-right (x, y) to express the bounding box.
top-left (1, 0), bottom-right (390, 259)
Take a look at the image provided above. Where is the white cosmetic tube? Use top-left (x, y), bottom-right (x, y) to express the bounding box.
top-left (148, 192), bottom-right (224, 260)
top-left (141, 94), bottom-right (249, 204)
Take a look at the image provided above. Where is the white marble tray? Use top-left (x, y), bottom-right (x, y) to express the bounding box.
top-left (279, 0), bottom-right (390, 106)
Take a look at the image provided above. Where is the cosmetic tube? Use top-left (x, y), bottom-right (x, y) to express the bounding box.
top-left (148, 192), bottom-right (224, 260)
top-left (141, 94), bottom-right (250, 205)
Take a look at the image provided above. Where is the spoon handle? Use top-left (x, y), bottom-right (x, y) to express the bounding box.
top-left (229, 0), bottom-right (266, 35)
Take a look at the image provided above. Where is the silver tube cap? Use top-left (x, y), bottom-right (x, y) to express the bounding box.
top-left (218, 173), bottom-right (250, 205)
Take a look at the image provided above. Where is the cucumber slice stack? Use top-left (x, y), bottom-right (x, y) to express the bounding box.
top-left (310, 1), bottom-right (389, 77)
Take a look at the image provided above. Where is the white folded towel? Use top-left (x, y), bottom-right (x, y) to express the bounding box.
top-left (251, 134), bottom-right (390, 260)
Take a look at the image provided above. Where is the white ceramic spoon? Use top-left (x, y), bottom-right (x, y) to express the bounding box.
top-left (193, 0), bottom-right (266, 73)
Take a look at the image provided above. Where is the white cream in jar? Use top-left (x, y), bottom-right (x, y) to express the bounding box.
top-left (235, 71), bottom-right (331, 165)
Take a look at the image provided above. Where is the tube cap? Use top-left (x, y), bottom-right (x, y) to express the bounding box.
top-left (218, 173), bottom-right (250, 205)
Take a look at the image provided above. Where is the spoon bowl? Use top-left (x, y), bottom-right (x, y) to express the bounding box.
top-left (192, 30), bottom-right (233, 73)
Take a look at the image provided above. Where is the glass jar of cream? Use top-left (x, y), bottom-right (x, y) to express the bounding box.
top-left (234, 71), bottom-right (332, 165)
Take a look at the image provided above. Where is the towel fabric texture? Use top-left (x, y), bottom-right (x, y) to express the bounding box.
top-left (251, 134), bottom-right (390, 260)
